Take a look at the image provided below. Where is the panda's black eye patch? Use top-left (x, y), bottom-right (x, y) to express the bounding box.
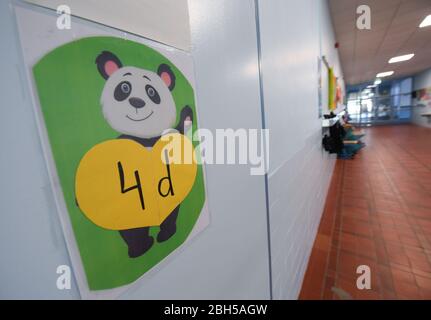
top-left (114, 81), bottom-right (132, 101)
top-left (145, 85), bottom-right (160, 104)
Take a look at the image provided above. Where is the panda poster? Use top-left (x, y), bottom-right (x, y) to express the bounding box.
top-left (15, 5), bottom-right (209, 298)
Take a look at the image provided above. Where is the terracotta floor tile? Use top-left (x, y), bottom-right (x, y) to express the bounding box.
top-left (377, 215), bottom-right (396, 227)
top-left (379, 268), bottom-right (395, 291)
top-left (300, 125), bottom-right (431, 300)
top-left (337, 251), bottom-right (359, 278)
top-left (382, 289), bottom-right (398, 300)
top-left (391, 268), bottom-right (416, 285)
top-left (386, 243), bottom-right (405, 256)
top-left (410, 259), bottom-right (431, 273)
top-left (393, 217), bottom-right (411, 228)
top-left (322, 288), bottom-right (334, 300)
top-left (342, 218), bottom-right (373, 238)
top-left (318, 219), bottom-right (332, 235)
top-left (339, 233), bottom-right (356, 252)
top-left (407, 205), bottom-right (431, 220)
top-left (388, 253), bottom-right (411, 267)
top-left (327, 247), bottom-right (338, 273)
top-left (415, 275), bottom-right (431, 290)
top-left (411, 268), bottom-right (431, 279)
top-left (419, 287), bottom-right (431, 299)
top-left (355, 289), bottom-right (381, 300)
top-left (400, 237), bottom-right (422, 250)
top-left (371, 225), bottom-right (382, 236)
top-left (334, 275), bottom-right (358, 299)
top-left (341, 206), bottom-right (370, 221)
top-left (372, 185), bottom-right (394, 195)
top-left (356, 239), bottom-right (377, 260)
top-left (323, 275), bottom-right (335, 292)
top-left (382, 232), bottom-right (401, 243)
top-left (394, 281), bottom-right (420, 299)
top-left (396, 226), bottom-right (417, 238)
top-left (376, 247), bottom-right (390, 265)
top-left (390, 262), bottom-right (412, 274)
top-left (373, 191), bottom-right (398, 202)
top-left (314, 234), bottom-right (331, 252)
top-left (342, 196), bottom-right (369, 210)
top-left (405, 249), bottom-right (428, 263)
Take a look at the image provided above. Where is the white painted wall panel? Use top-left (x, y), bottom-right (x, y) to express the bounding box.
top-left (123, 0), bottom-right (271, 299)
top-left (0, 0), bottom-right (270, 299)
top-left (1, 0), bottom-right (343, 299)
top-left (320, 0), bottom-right (345, 114)
top-left (0, 0), bottom-right (78, 299)
top-left (257, 0), bottom-right (338, 299)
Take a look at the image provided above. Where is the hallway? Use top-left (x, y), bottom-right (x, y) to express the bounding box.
top-left (300, 125), bottom-right (431, 300)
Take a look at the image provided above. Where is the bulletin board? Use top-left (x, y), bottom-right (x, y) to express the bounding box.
top-left (321, 56), bottom-right (341, 113)
top-left (14, 4), bottom-right (209, 299)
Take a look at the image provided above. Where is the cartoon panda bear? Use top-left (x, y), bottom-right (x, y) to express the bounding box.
top-left (94, 51), bottom-right (193, 258)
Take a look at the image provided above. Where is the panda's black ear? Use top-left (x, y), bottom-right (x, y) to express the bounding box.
top-left (96, 51), bottom-right (123, 80)
top-left (157, 64), bottom-right (176, 91)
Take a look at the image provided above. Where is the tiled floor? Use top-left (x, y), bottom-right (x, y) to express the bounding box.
top-left (299, 124), bottom-right (431, 300)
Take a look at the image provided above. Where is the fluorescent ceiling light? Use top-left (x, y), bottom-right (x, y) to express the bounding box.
top-left (376, 71), bottom-right (394, 78)
top-left (419, 15), bottom-right (431, 28)
top-left (389, 53), bottom-right (414, 64)
top-left (367, 85), bottom-right (376, 88)
top-left (374, 78), bottom-right (382, 85)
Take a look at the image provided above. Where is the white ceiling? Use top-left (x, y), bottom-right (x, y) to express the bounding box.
top-left (328, 0), bottom-right (431, 85)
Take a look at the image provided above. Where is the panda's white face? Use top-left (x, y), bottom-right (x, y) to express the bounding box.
top-left (101, 66), bottom-right (177, 138)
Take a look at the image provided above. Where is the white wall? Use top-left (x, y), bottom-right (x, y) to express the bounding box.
top-left (123, 0), bottom-right (271, 299)
top-left (257, 0), bottom-right (339, 299)
top-left (412, 68), bottom-right (431, 128)
top-left (320, 0), bottom-right (345, 113)
top-left (0, 0), bottom-right (78, 299)
top-left (0, 0), bottom-right (342, 299)
top-left (320, 1), bottom-right (344, 86)
top-left (0, 0), bottom-right (270, 299)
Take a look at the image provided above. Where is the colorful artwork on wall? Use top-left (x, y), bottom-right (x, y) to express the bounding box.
top-left (33, 37), bottom-right (207, 292)
top-left (32, 36), bottom-right (207, 292)
top-left (328, 67), bottom-right (336, 110)
top-left (15, 5), bottom-right (209, 298)
top-left (317, 56), bottom-right (323, 118)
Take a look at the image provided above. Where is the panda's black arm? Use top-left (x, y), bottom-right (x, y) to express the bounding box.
top-left (175, 105), bottom-right (193, 135)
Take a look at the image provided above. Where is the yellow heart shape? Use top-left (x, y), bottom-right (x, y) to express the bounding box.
top-left (75, 133), bottom-right (197, 230)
